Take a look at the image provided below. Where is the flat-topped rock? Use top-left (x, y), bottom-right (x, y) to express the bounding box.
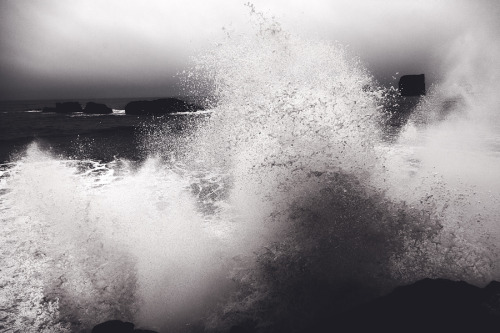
top-left (399, 74), bottom-right (425, 96)
top-left (125, 98), bottom-right (203, 115)
top-left (84, 102), bottom-right (113, 114)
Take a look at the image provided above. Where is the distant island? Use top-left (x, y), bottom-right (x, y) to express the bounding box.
top-left (41, 98), bottom-right (204, 115)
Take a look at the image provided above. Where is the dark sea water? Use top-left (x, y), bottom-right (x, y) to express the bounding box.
top-left (0, 98), bottom-right (206, 164)
top-left (1, 16), bottom-right (500, 333)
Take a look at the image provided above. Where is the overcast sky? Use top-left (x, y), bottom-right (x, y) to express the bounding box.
top-left (0, 0), bottom-right (498, 100)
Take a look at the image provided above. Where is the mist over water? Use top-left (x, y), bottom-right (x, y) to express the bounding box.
top-left (1, 7), bottom-right (500, 333)
top-left (385, 19), bottom-right (500, 283)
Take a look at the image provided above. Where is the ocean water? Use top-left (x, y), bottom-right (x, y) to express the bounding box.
top-left (1, 15), bottom-right (500, 333)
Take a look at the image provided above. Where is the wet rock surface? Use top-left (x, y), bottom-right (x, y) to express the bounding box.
top-left (91, 320), bottom-right (158, 333)
top-left (337, 278), bottom-right (500, 333)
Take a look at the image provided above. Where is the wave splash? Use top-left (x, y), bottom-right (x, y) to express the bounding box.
top-left (1, 8), bottom-right (500, 333)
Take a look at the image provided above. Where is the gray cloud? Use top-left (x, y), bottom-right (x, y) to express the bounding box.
top-left (0, 0), bottom-right (498, 99)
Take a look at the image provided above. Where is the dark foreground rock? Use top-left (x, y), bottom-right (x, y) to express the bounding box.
top-left (42, 102), bottom-right (82, 113)
top-left (90, 279), bottom-right (500, 333)
top-left (125, 98), bottom-right (203, 115)
top-left (84, 102), bottom-right (113, 114)
top-left (91, 320), bottom-right (158, 333)
top-left (337, 278), bottom-right (500, 333)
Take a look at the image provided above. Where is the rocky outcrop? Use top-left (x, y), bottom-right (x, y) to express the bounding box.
top-left (42, 106), bottom-right (57, 113)
top-left (399, 74), bottom-right (425, 96)
top-left (89, 280), bottom-right (500, 333)
top-left (91, 320), bottom-right (158, 333)
top-left (42, 102), bottom-right (82, 113)
top-left (84, 102), bottom-right (113, 114)
top-left (124, 101), bottom-right (149, 115)
top-left (337, 278), bottom-right (500, 332)
top-left (125, 98), bottom-right (203, 115)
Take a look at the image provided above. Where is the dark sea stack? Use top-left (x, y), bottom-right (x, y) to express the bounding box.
top-left (42, 106), bottom-right (57, 112)
top-left (125, 98), bottom-right (203, 115)
top-left (124, 100), bottom-right (150, 115)
top-left (84, 102), bottom-right (113, 114)
top-left (399, 74), bottom-right (426, 96)
top-left (55, 101), bottom-right (82, 113)
top-left (337, 278), bottom-right (500, 333)
top-left (91, 320), bottom-right (158, 333)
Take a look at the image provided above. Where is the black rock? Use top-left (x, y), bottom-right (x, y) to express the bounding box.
top-left (84, 102), bottom-right (113, 114)
top-left (55, 102), bottom-right (82, 113)
top-left (91, 320), bottom-right (134, 333)
top-left (399, 74), bottom-right (425, 96)
top-left (124, 100), bottom-right (150, 115)
top-left (337, 278), bottom-right (500, 333)
top-left (91, 320), bottom-right (158, 333)
top-left (230, 324), bottom-right (255, 333)
top-left (41, 102), bottom-right (83, 113)
top-left (42, 106), bottom-right (57, 113)
top-left (125, 98), bottom-right (203, 115)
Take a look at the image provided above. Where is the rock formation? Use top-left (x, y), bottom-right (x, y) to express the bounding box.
top-left (337, 278), bottom-right (500, 332)
top-left (84, 102), bottom-right (113, 114)
top-left (42, 102), bottom-right (82, 113)
top-left (91, 320), bottom-right (158, 333)
top-left (399, 74), bottom-right (426, 96)
top-left (125, 98), bottom-right (203, 115)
